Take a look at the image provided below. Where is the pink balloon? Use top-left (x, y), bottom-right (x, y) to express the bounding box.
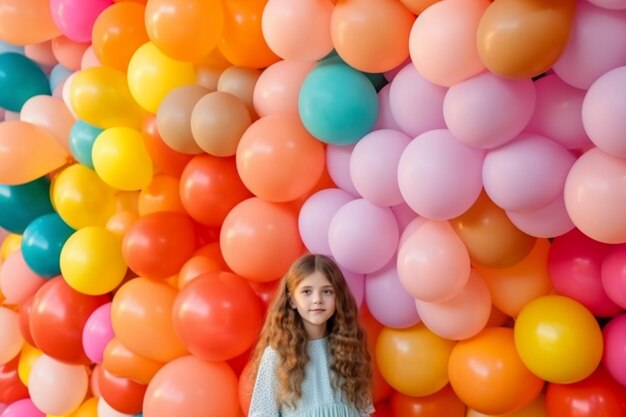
top-left (482, 133), bottom-right (576, 212)
top-left (298, 188), bottom-right (355, 256)
top-left (253, 60), bottom-right (315, 118)
top-left (601, 244), bottom-right (626, 309)
top-left (506, 194), bottom-right (575, 239)
top-left (398, 216), bottom-right (427, 249)
top-left (582, 66), bottom-right (626, 158)
top-left (0, 398), bottom-right (44, 417)
top-left (552, 1), bottom-right (626, 90)
top-left (388, 63), bottom-right (447, 137)
top-left (525, 74), bottom-right (592, 151)
top-left (0, 250), bottom-right (47, 305)
top-left (50, 0), bottom-right (114, 42)
top-left (328, 198), bottom-right (399, 274)
top-left (548, 228), bottom-right (622, 317)
top-left (350, 129), bottom-right (411, 207)
top-left (588, 0), bottom-right (626, 9)
top-left (82, 302), bottom-right (114, 364)
top-left (365, 258), bottom-right (420, 329)
top-left (373, 84), bottom-right (401, 131)
top-left (443, 72), bottom-right (536, 149)
top-left (602, 314), bottom-right (626, 386)
top-left (326, 144), bottom-right (359, 196)
top-left (415, 269), bottom-right (491, 340)
top-left (391, 202), bottom-right (418, 233)
top-left (397, 220), bottom-right (470, 302)
top-left (338, 264), bottom-right (365, 309)
top-left (397, 129), bottom-right (484, 220)
top-left (564, 147), bottom-right (626, 244)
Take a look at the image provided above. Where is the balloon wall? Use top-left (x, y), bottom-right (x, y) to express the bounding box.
top-left (1, 0), bottom-right (626, 416)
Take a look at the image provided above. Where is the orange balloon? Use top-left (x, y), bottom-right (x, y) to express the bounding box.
top-left (111, 278), bottom-right (189, 362)
top-left (51, 36), bottom-right (90, 71)
top-left (475, 238), bottom-right (553, 318)
top-left (477, 0), bottom-right (576, 79)
top-left (218, 0), bottom-right (281, 69)
top-left (220, 197), bottom-right (303, 282)
top-left (390, 385), bottom-right (466, 417)
top-left (236, 114), bottom-right (326, 202)
top-left (145, 0), bottom-right (224, 61)
top-left (0, 120), bottom-right (69, 185)
top-left (142, 115), bottom-right (193, 177)
top-left (450, 191), bottom-right (537, 268)
top-left (448, 327), bottom-right (544, 415)
top-left (0, 0), bottom-right (61, 45)
top-left (92, 2), bottom-right (149, 71)
top-left (332, 0), bottom-right (416, 73)
top-left (137, 174), bottom-right (186, 216)
top-left (106, 210), bottom-right (139, 236)
top-left (97, 367), bottom-right (147, 415)
top-left (102, 338), bottom-right (164, 385)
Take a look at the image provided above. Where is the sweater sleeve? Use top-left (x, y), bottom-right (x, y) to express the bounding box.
top-left (248, 347), bottom-right (280, 417)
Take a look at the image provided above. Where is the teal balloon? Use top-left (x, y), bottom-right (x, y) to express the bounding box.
top-left (21, 213), bottom-right (75, 278)
top-left (69, 120), bottom-right (103, 168)
top-left (0, 177), bottom-right (54, 233)
top-left (299, 62), bottom-right (378, 146)
top-left (0, 52), bottom-right (51, 112)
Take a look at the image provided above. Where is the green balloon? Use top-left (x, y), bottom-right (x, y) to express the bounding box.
top-left (0, 52), bottom-right (51, 112)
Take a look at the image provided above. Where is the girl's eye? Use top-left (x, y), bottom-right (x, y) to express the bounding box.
top-left (302, 289), bottom-right (311, 295)
top-left (324, 290), bottom-right (334, 295)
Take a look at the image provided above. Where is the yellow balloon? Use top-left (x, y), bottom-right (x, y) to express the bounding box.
top-left (51, 164), bottom-right (117, 229)
top-left (18, 343), bottom-right (43, 385)
top-left (69, 67), bottom-right (147, 130)
top-left (514, 295), bottom-right (603, 384)
top-left (376, 322), bottom-right (456, 396)
top-left (0, 234), bottom-right (22, 260)
top-left (72, 397), bottom-right (98, 417)
top-left (60, 226), bottom-right (128, 295)
top-left (127, 41), bottom-right (196, 113)
top-left (92, 127), bottom-right (154, 191)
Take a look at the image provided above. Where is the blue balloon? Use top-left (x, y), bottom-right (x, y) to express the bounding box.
top-left (299, 62), bottom-right (378, 146)
top-left (0, 52), bottom-right (51, 111)
top-left (0, 177), bottom-right (54, 233)
top-left (49, 63), bottom-right (72, 91)
top-left (69, 120), bottom-right (103, 168)
top-left (0, 41), bottom-right (24, 55)
top-left (21, 213), bottom-right (75, 277)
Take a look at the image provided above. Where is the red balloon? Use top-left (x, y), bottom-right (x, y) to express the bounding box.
top-left (18, 296), bottom-right (36, 347)
top-left (0, 354), bottom-right (28, 404)
top-left (391, 385), bottom-right (466, 417)
top-left (546, 366), bottom-right (626, 417)
top-left (142, 115), bottom-right (193, 177)
top-left (373, 401), bottom-right (393, 417)
top-left (172, 272), bottom-right (264, 361)
top-left (122, 211), bottom-right (197, 279)
top-left (180, 155), bottom-right (252, 227)
top-left (30, 277), bottom-right (109, 364)
top-left (98, 367), bottom-right (147, 415)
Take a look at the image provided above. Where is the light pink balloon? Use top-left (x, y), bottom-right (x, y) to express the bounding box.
top-left (444, 72), bottom-right (536, 149)
top-left (397, 129), bottom-right (485, 220)
top-left (253, 60), bottom-right (315, 118)
top-left (388, 63), bottom-right (447, 137)
top-left (391, 202), bottom-right (419, 233)
top-left (298, 188), bottom-right (354, 255)
top-left (552, 1), bottom-right (626, 90)
top-left (0, 250), bottom-right (47, 305)
top-left (350, 129), bottom-right (411, 207)
top-left (365, 258), bottom-right (420, 329)
top-left (564, 147), bottom-right (626, 244)
top-left (0, 307), bottom-right (24, 365)
top-left (525, 74), bottom-right (591, 151)
top-left (338, 264), bottom-right (365, 309)
top-left (415, 269), bottom-right (491, 340)
top-left (328, 199), bottom-right (399, 274)
top-left (601, 244), bottom-right (626, 308)
top-left (326, 144), bottom-right (359, 196)
top-left (409, 0), bottom-right (489, 87)
top-left (81, 45), bottom-right (101, 70)
top-left (483, 133), bottom-right (576, 213)
top-left (602, 314), bottom-right (626, 387)
top-left (20, 95), bottom-right (75, 152)
top-left (582, 66), bottom-right (626, 158)
top-left (82, 302), bottom-right (114, 364)
top-left (588, 0), bottom-right (626, 9)
top-left (0, 399), bottom-right (44, 417)
top-left (397, 220), bottom-right (470, 302)
top-left (50, 0), bottom-right (113, 42)
top-left (506, 194), bottom-right (575, 239)
top-left (373, 84), bottom-right (401, 131)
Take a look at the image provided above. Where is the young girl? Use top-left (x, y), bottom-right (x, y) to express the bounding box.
top-left (248, 253), bottom-right (373, 417)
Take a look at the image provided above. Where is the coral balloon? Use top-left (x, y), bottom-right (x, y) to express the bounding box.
top-left (97, 367), bottom-right (146, 415)
top-left (0, 0), bottom-right (61, 45)
top-left (142, 115), bottom-right (193, 177)
top-left (0, 354), bottom-right (29, 404)
top-left (390, 385), bottom-right (466, 417)
top-left (102, 338), bottom-right (164, 385)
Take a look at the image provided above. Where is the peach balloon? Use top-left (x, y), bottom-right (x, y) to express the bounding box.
top-left (20, 95), bottom-right (75, 152)
top-left (24, 41), bottom-right (57, 69)
top-left (0, 250), bottom-right (47, 305)
top-left (399, 0), bottom-right (441, 15)
top-left (0, 0), bottom-right (61, 45)
top-left (51, 36), bottom-right (90, 72)
top-left (102, 338), bottom-right (164, 385)
top-left (332, 0), bottom-right (416, 73)
top-left (409, 0), bottom-right (489, 86)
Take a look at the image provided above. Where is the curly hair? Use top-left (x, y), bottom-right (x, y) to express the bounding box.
top-left (249, 253), bottom-right (372, 412)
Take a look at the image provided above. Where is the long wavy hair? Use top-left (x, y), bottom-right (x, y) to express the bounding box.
top-left (249, 253), bottom-right (372, 412)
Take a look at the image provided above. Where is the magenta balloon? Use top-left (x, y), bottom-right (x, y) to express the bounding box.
top-left (602, 314), bottom-right (626, 386)
top-left (601, 244), bottom-right (626, 308)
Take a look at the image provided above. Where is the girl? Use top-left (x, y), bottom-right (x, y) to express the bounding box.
top-left (248, 253), bottom-right (374, 417)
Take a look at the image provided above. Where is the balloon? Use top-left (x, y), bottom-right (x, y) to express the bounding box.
top-left (0, 250), bottom-right (47, 305)
top-left (326, 144), bottom-right (359, 196)
top-left (0, 177), bottom-right (54, 234)
top-left (21, 213), bottom-right (75, 277)
top-left (20, 95), bottom-right (75, 152)
top-left (0, 53), bottom-right (51, 112)
top-left (141, 115), bottom-right (193, 177)
top-left (603, 314), bottom-right (626, 386)
top-left (68, 120), bottom-right (103, 169)
top-left (50, 0), bottom-right (113, 42)
top-left (0, 307), bottom-right (23, 366)
top-left (102, 338), bottom-right (164, 385)
top-left (390, 385), bottom-right (466, 417)
top-left (82, 303), bottom-right (114, 364)
top-left (514, 295), bottom-right (603, 383)
top-left (477, 0), bottom-right (575, 79)
top-left (216, 66), bottom-right (261, 117)
top-left (0, 354), bottom-right (29, 404)
top-left (0, 398), bottom-right (44, 417)
top-left (505, 194), bottom-right (575, 239)
top-left (145, 0), bottom-right (223, 61)
top-left (0, 0), bottom-right (61, 45)
top-left (97, 367), bottom-right (146, 415)
top-left (172, 272), bottom-right (264, 361)
top-left (601, 244), bottom-right (626, 308)
top-left (0, 121), bottom-right (69, 186)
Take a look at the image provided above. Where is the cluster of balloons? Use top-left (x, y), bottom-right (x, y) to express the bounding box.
top-left (1, 0), bottom-right (626, 417)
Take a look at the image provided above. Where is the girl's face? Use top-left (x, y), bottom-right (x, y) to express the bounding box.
top-left (289, 270), bottom-right (336, 339)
